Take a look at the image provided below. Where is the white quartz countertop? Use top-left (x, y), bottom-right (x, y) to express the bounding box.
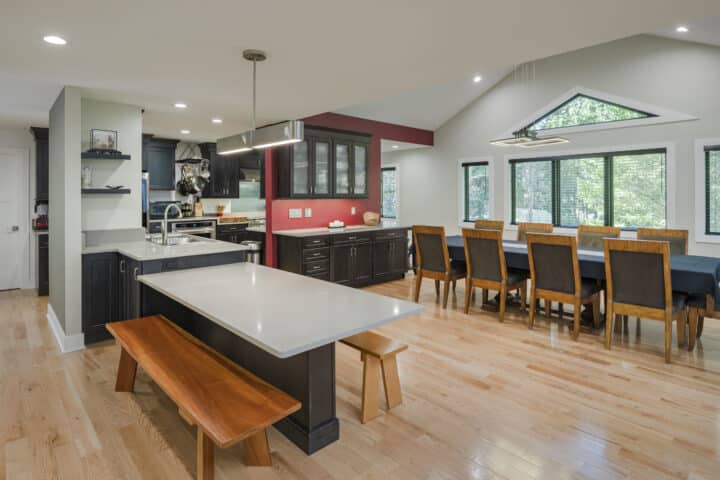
top-left (82, 236), bottom-right (249, 261)
top-left (246, 226), bottom-right (266, 233)
top-left (138, 263), bottom-right (424, 358)
top-left (273, 223), bottom-right (410, 238)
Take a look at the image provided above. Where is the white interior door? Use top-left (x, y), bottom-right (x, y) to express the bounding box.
top-left (0, 149), bottom-right (28, 290)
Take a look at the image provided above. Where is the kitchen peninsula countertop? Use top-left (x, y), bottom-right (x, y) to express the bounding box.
top-left (138, 262), bottom-right (423, 358)
top-left (82, 235), bottom-right (249, 261)
top-left (273, 222), bottom-right (410, 238)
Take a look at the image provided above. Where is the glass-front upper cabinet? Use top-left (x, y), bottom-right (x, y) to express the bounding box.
top-left (313, 138), bottom-right (331, 196)
top-left (291, 140), bottom-right (309, 196)
top-left (352, 143), bottom-right (368, 197)
top-left (334, 141), bottom-right (351, 196)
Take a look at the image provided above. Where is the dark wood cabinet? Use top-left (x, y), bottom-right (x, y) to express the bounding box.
top-left (82, 253), bottom-right (119, 344)
top-left (118, 255), bottom-right (143, 321)
top-left (277, 228), bottom-right (408, 287)
top-left (30, 127), bottom-right (49, 202)
top-left (143, 135), bottom-right (179, 190)
top-left (37, 234), bottom-right (49, 296)
top-left (216, 223), bottom-right (248, 244)
top-left (276, 128), bottom-right (370, 199)
top-left (199, 143), bottom-right (240, 198)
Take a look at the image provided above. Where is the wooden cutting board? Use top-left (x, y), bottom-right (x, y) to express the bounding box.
top-left (217, 216), bottom-right (248, 224)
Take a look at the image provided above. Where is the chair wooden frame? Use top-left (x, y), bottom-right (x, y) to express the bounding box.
top-left (603, 239), bottom-right (688, 363)
top-left (474, 219), bottom-right (504, 231)
top-left (413, 225), bottom-right (465, 308)
top-left (688, 294), bottom-right (717, 351)
top-left (577, 225), bottom-right (621, 247)
top-left (517, 222), bottom-right (553, 242)
top-left (636, 228), bottom-right (689, 255)
top-left (462, 228), bottom-right (526, 322)
top-left (526, 233), bottom-right (600, 340)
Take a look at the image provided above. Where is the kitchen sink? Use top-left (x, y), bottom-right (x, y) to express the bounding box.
top-left (148, 234), bottom-right (205, 246)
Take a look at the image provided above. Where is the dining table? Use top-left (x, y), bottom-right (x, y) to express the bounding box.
top-left (411, 236), bottom-right (720, 304)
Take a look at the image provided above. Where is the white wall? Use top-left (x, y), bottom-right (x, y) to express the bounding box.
top-left (386, 35), bottom-right (720, 255)
top-left (81, 99), bottom-right (143, 230)
top-left (0, 127), bottom-right (36, 288)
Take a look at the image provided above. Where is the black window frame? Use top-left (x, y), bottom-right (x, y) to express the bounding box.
top-left (380, 166), bottom-right (398, 219)
top-left (705, 145), bottom-right (720, 235)
top-left (462, 161), bottom-right (490, 222)
top-left (510, 148), bottom-right (667, 230)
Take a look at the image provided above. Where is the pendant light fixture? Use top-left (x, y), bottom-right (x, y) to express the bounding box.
top-left (217, 49), bottom-right (304, 155)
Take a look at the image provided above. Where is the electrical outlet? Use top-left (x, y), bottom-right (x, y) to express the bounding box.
top-left (351, 207), bottom-right (357, 215)
top-left (304, 208), bottom-right (312, 218)
top-left (289, 208), bottom-right (302, 219)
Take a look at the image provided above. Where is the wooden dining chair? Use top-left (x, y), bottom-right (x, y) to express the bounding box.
top-left (462, 228), bottom-right (527, 321)
top-left (686, 294), bottom-right (717, 351)
top-left (413, 226), bottom-right (466, 308)
top-left (474, 220), bottom-right (504, 231)
top-left (577, 225), bottom-right (621, 250)
top-left (526, 233), bottom-right (601, 340)
top-left (636, 228), bottom-right (689, 255)
top-left (517, 222), bottom-right (553, 242)
top-left (604, 239), bottom-right (689, 363)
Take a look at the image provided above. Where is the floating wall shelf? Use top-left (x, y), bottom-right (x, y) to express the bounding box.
top-left (81, 151), bottom-right (131, 160)
top-left (82, 188), bottom-right (131, 195)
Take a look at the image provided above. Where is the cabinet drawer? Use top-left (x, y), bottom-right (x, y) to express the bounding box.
top-left (303, 247), bottom-right (329, 262)
top-left (303, 260), bottom-right (329, 275)
top-left (374, 229), bottom-right (408, 241)
top-left (331, 232), bottom-right (372, 245)
top-left (217, 223), bottom-right (247, 234)
top-left (302, 236), bottom-right (329, 249)
top-left (306, 271), bottom-right (330, 281)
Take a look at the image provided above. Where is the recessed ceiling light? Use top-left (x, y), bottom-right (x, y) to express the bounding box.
top-left (180, 129), bottom-right (190, 135)
top-left (43, 35), bottom-right (66, 45)
top-left (392, 145), bottom-right (399, 149)
top-left (473, 75), bottom-right (482, 83)
top-left (676, 26), bottom-right (689, 33)
top-left (212, 118), bottom-right (223, 124)
top-left (174, 103), bottom-right (188, 109)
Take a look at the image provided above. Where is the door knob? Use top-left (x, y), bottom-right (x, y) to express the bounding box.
top-left (10, 225), bottom-right (19, 232)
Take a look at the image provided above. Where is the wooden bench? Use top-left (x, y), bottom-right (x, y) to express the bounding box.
top-left (106, 315), bottom-right (301, 480)
top-left (340, 331), bottom-right (408, 423)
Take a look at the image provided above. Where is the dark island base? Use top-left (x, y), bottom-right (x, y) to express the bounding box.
top-left (142, 286), bottom-right (339, 454)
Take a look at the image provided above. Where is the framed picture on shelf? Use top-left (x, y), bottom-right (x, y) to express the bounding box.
top-left (91, 129), bottom-right (118, 151)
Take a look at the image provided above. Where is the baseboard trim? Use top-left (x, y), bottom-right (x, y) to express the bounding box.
top-left (47, 304), bottom-right (85, 353)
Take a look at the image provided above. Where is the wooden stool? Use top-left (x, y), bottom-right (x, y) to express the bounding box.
top-left (340, 331), bottom-right (408, 423)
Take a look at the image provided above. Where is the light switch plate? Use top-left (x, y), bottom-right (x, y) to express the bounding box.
top-left (351, 207), bottom-right (357, 215)
top-left (289, 208), bottom-right (302, 219)
top-left (304, 208), bottom-right (312, 218)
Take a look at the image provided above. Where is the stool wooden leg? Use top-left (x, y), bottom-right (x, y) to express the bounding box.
top-left (381, 355), bottom-right (402, 409)
top-left (545, 301), bottom-right (551, 318)
top-left (688, 308), bottom-right (698, 352)
top-left (115, 348), bottom-right (138, 392)
top-left (197, 428), bottom-right (214, 480)
top-left (442, 280), bottom-right (450, 308)
top-left (481, 289), bottom-right (489, 305)
top-left (434, 280), bottom-right (440, 299)
top-left (244, 429), bottom-right (271, 466)
top-left (361, 355), bottom-right (381, 423)
top-left (677, 310), bottom-right (687, 348)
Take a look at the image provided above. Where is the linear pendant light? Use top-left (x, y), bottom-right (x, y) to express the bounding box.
top-left (490, 128), bottom-right (568, 148)
top-left (217, 49), bottom-right (304, 155)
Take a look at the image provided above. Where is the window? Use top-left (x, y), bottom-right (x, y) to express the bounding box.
top-left (462, 161), bottom-right (490, 221)
top-left (381, 167), bottom-right (398, 218)
top-left (527, 94), bottom-right (653, 132)
top-left (706, 146), bottom-right (720, 235)
top-left (510, 148), bottom-right (666, 229)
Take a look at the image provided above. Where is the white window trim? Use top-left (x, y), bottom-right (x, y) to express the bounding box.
top-left (458, 156), bottom-right (494, 229)
top-left (380, 163), bottom-right (400, 221)
top-left (694, 138), bottom-right (720, 244)
top-left (497, 86), bottom-right (697, 138)
top-left (503, 141), bottom-right (677, 232)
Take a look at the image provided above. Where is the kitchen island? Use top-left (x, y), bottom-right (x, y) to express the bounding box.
top-left (138, 262), bottom-right (423, 453)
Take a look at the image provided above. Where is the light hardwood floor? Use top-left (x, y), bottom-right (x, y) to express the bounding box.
top-left (1, 277), bottom-right (720, 479)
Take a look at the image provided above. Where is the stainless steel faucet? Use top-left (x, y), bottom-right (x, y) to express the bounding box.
top-left (161, 204), bottom-right (183, 245)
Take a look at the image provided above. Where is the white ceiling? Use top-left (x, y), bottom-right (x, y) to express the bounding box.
top-left (654, 16), bottom-right (720, 47)
top-left (1, 1), bottom-right (719, 140)
top-left (380, 139), bottom-right (431, 153)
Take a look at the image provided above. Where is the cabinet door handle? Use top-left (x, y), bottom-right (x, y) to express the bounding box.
top-left (133, 267), bottom-right (139, 280)
top-left (119, 259), bottom-right (126, 273)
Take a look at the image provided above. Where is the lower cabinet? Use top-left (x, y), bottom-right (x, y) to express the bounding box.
top-left (37, 234), bottom-right (49, 296)
top-left (82, 250), bottom-right (246, 345)
top-left (277, 228), bottom-right (408, 287)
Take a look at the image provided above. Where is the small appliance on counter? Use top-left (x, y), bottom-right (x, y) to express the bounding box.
top-left (328, 220), bottom-right (345, 229)
top-left (363, 211), bottom-right (380, 226)
top-left (149, 201), bottom-right (182, 220)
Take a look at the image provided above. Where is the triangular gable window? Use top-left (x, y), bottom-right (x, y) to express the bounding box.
top-left (527, 94), bottom-right (655, 132)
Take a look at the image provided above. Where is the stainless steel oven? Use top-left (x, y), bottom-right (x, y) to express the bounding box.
top-left (171, 219), bottom-right (216, 239)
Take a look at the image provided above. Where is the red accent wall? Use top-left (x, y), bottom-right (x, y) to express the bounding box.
top-left (264, 113), bottom-right (433, 267)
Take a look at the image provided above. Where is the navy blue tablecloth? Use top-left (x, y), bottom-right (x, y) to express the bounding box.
top-left (411, 236), bottom-right (720, 303)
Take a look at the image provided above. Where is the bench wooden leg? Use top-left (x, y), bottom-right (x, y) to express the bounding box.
top-left (115, 347), bottom-right (138, 392)
top-left (361, 355), bottom-right (381, 423)
top-left (197, 428), bottom-right (214, 480)
top-left (244, 429), bottom-right (272, 466)
top-left (381, 355), bottom-right (402, 409)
